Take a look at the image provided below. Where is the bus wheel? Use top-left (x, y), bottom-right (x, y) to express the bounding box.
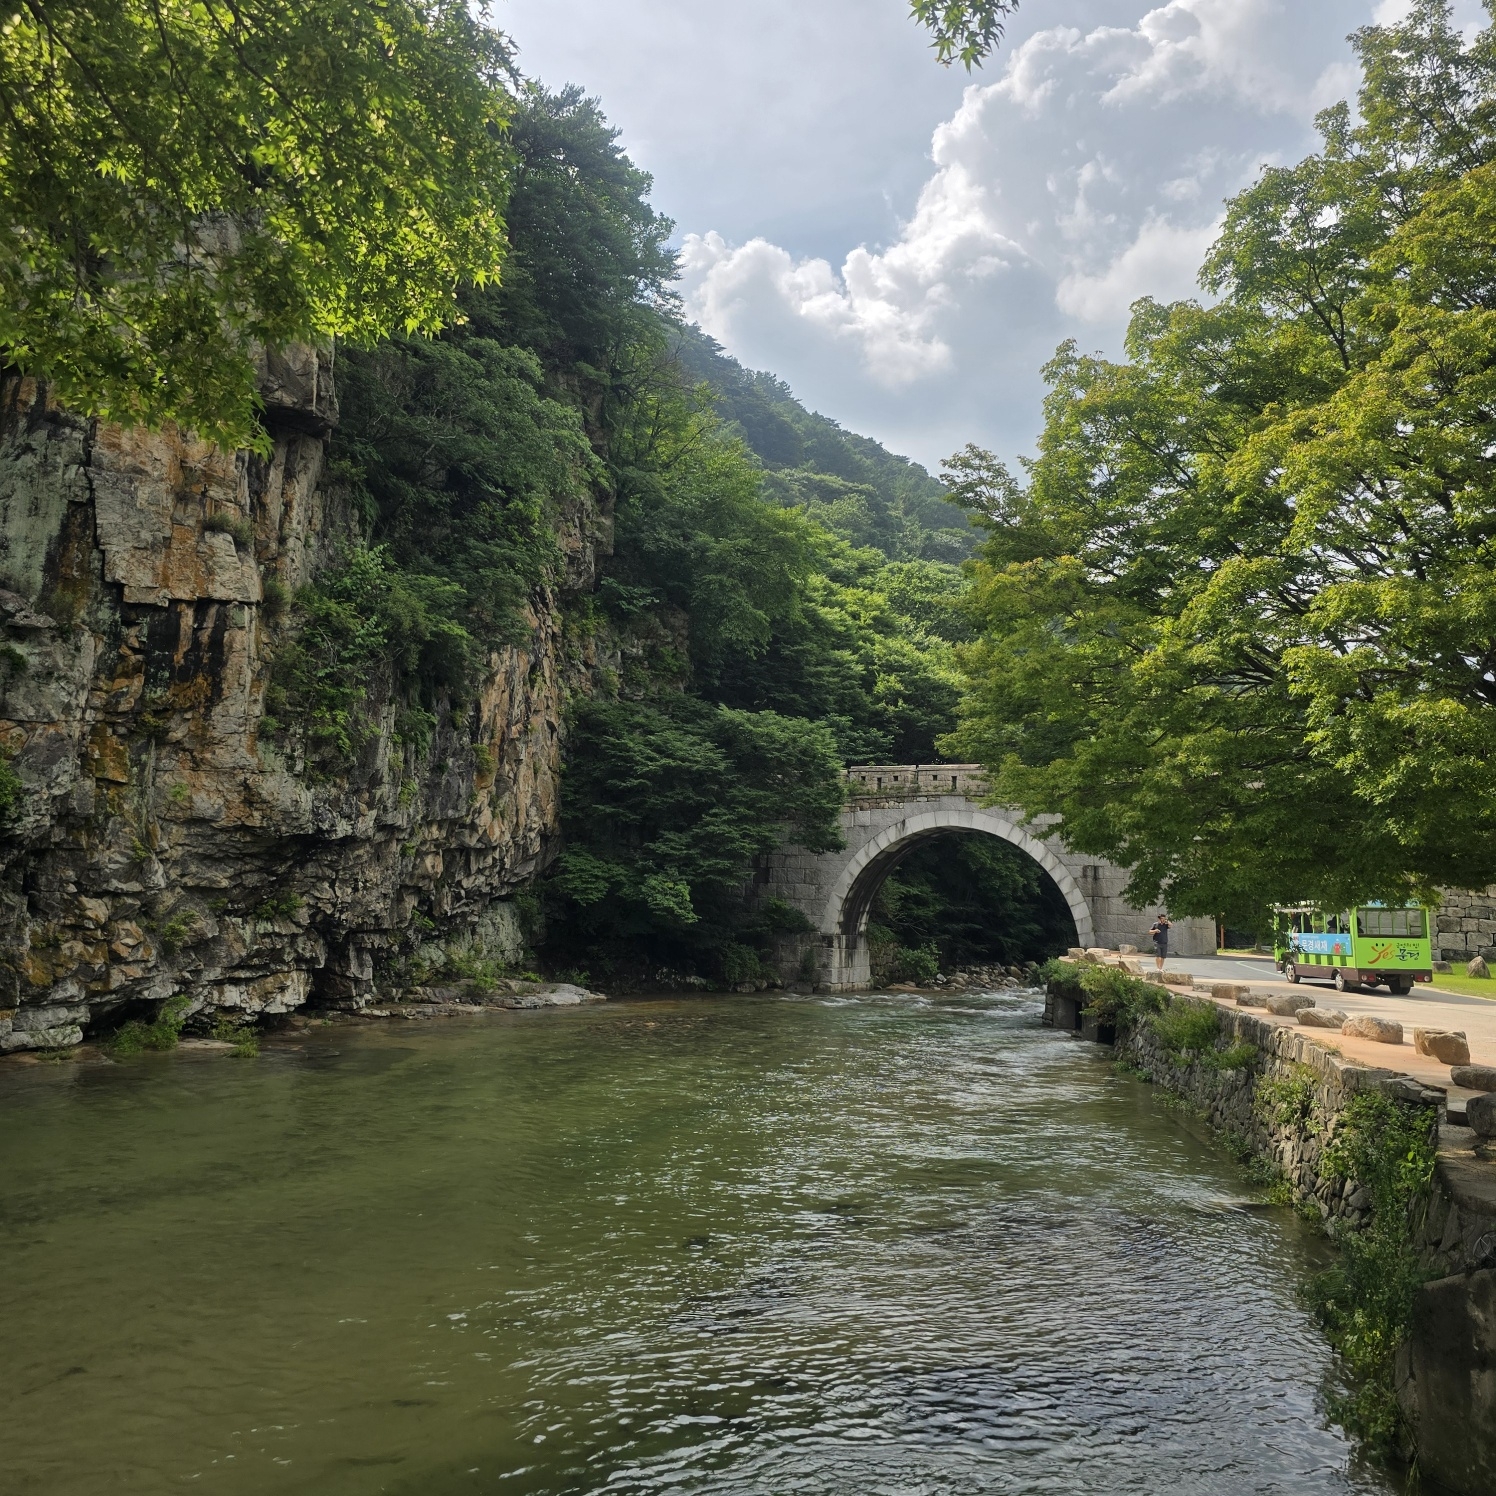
top-left (1389, 977), bottom-right (1411, 996)
top-left (1333, 969), bottom-right (1359, 994)
top-left (1285, 963), bottom-right (1299, 985)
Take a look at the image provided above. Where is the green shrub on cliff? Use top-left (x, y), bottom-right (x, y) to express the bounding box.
top-left (105, 995), bottom-right (191, 1055)
top-left (0, 746), bottom-right (20, 828)
top-left (1309, 1091), bottom-right (1437, 1456)
top-left (266, 545), bottom-right (473, 773)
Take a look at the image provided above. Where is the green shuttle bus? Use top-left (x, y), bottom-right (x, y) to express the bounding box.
top-left (1272, 903), bottom-right (1434, 995)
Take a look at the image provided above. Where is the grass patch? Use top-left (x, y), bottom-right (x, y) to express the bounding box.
top-left (211, 1018), bottom-right (260, 1057)
top-left (1153, 1087), bottom-right (1200, 1117)
top-left (105, 995), bottom-right (191, 1054)
top-left (1256, 1064), bottom-right (1319, 1131)
top-left (1424, 972), bottom-right (1496, 1001)
top-left (1151, 996), bottom-right (1221, 1056)
top-left (254, 892), bottom-right (304, 921)
top-left (204, 510), bottom-right (254, 550)
top-left (1149, 995), bottom-right (1258, 1071)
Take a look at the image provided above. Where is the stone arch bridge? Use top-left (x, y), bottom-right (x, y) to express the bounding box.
top-left (763, 765), bottom-right (1215, 990)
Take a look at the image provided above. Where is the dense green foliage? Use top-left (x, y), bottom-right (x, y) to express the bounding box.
top-left (868, 835), bottom-right (1076, 978)
top-left (947, 3), bottom-right (1496, 925)
top-left (546, 697), bottom-right (842, 980)
top-left (1311, 1092), bottom-right (1437, 1455)
top-left (0, 1), bottom-right (513, 449)
top-left (104, 994), bottom-right (190, 1054)
top-left (1067, 961), bottom-right (1163, 1030)
top-left (0, 746), bottom-right (20, 827)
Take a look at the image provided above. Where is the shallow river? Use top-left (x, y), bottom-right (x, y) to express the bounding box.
top-left (1, 989), bottom-right (1401, 1495)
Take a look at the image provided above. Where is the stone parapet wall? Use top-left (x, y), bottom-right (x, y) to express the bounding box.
top-left (845, 764), bottom-right (990, 799)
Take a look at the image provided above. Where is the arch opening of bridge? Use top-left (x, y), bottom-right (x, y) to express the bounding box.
top-left (827, 806), bottom-right (1092, 961)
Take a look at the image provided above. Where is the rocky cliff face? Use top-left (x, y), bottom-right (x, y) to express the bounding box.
top-left (0, 358), bottom-right (605, 1050)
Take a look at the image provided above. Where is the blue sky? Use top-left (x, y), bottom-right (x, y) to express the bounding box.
top-left (498, 1), bottom-right (1488, 473)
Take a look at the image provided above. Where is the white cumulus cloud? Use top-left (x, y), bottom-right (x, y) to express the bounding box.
top-left (1056, 214), bottom-right (1223, 322)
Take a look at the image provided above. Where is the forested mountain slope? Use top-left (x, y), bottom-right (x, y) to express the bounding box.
top-left (672, 326), bottom-right (975, 563)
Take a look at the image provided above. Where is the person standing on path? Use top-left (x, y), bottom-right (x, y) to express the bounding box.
top-left (1150, 913), bottom-right (1172, 971)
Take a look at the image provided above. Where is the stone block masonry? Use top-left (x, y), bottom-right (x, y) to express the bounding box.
top-left (1434, 885), bottom-right (1496, 964)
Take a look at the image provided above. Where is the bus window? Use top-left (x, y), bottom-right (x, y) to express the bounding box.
top-left (1311, 912), bottom-right (1326, 934)
top-left (1357, 908), bottom-right (1427, 939)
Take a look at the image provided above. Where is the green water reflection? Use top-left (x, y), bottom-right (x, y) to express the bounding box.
top-left (0, 990), bottom-right (1398, 1494)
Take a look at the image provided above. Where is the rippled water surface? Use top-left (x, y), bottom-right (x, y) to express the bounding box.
top-left (1, 990), bottom-right (1399, 1494)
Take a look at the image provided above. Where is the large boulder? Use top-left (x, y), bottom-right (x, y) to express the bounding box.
top-left (1298, 1008), bottom-right (1348, 1029)
top-left (1266, 993), bottom-right (1315, 1016)
top-left (1451, 1065), bottom-right (1496, 1093)
top-left (503, 983), bottom-right (608, 1009)
top-left (1414, 1028), bottom-right (1471, 1066)
top-left (1211, 983), bottom-right (1247, 1003)
top-left (1235, 990), bottom-right (1264, 1007)
top-left (1468, 956), bottom-right (1490, 979)
top-left (1342, 1015), bottom-right (1404, 1044)
top-left (1468, 1092), bottom-right (1496, 1139)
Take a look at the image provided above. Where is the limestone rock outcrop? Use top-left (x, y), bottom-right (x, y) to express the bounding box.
top-left (0, 366), bottom-right (607, 1047)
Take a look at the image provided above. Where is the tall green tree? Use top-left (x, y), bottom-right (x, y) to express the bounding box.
top-left (0, 1), bottom-right (513, 447)
top-left (947, 1), bottom-right (1496, 923)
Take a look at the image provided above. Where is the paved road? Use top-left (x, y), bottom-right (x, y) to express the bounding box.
top-left (1162, 954), bottom-right (1280, 984)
